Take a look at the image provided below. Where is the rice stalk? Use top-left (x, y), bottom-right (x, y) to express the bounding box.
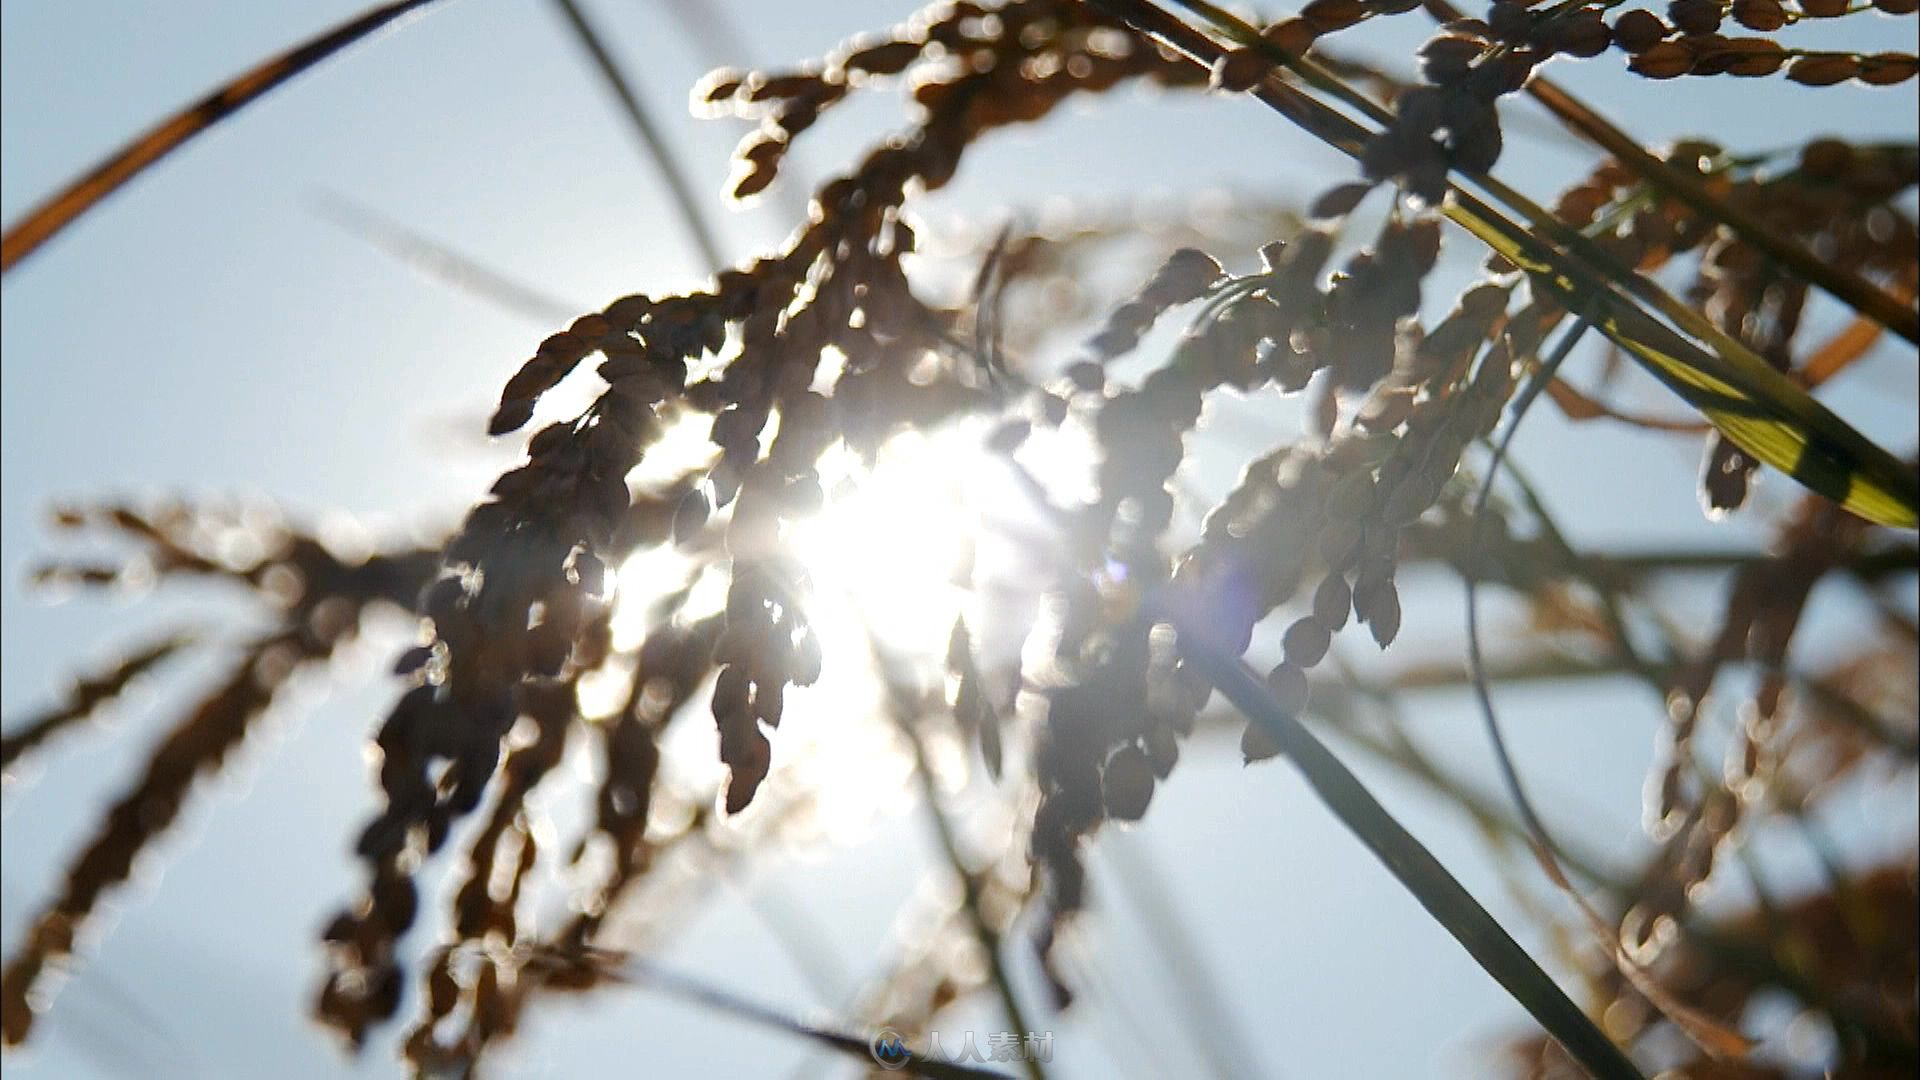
top-left (0, 0), bottom-right (448, 274)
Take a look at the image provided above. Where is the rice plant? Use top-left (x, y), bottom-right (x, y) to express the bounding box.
top-left (1, 1), bottom-right (1914, 1076)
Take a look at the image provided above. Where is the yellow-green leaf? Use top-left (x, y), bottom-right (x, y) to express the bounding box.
top-left (1444, 199), bottom-right (1918, 530)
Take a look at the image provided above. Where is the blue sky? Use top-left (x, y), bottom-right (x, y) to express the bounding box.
top-left (3, 2), bottom-right (1916, 1078)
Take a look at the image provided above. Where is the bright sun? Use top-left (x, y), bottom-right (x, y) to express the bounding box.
top-left (784, 415), bottom-right (1093, 665)
top-left (599, 413), bottom-right (1091, 834)
top-left (786, 429), bottom-right (977, 654)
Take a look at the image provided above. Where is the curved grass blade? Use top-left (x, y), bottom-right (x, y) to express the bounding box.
top-left (1441, 197), bottom-right (1919, 530)
top-left (0, 0), bottom-right (446, 275)
top-left (1170, 627), bottom-right (1648, 1080)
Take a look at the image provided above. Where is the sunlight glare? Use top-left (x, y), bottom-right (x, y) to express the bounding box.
top-left (600, 417), bottom-right (1093, 843)
top-left (786, 428), bottom-right (977, 657)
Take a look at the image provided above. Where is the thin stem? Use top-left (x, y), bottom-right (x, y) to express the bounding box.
top-left (1362, 648), bottom-right (1919, 757)
top-left (1498, 454), bottom-right (1917, 758)
top-left (723, 865), bottom-right (855, 1005)
top-left (1054, 937), bottom-right (1192, 1080)
top-left (0, 0), bottom-right (449, 275)
top-left (1495, 457), bottom-right (1667, 682)
top-left (1466, 320), bottom-right (1594, 857)
top-left (1494, 453), bottom-right (1768, 962)
top-left (308, 189), bottom-right (581, 325)
top-left (1453, 322), bottom-right (1770, 1060)
top-left (550, 0), bottom-right (728, 276)
top-left (590, 953), bottom-right (1016, 1080)
top-left (1100, 831), bottom-right (1271, 1079)
top-left (894, 715), bottom-right (1048, 1080)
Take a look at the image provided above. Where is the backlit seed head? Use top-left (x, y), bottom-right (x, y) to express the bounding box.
top-left (1701, 436), bottom-right (1755, 514)
top-left (1667, 0), bottom-right (1724, 34)
top-left (1310, 182), bottom-right (1375, 220)
top-left (571, 551), bottom-right (607, 596)
top-left (1420, 34), bottom-right (1486, 84)
top-left (1144, 725), bottom-right (1180, 779)
top-left (1540, 10), bottom-right (1612, 58)
top-left (1488, 0), bottom-right (1533, 41)
top-left (1798, 138), bottom-right (1855, 179)
top-left (1065, 360), bottom-right (1106, 392)
top-left (1467, 48), bottom-right (1540, 99)
top-left (1629, 40), bottom-right (1695, 79)
top-left (1261, 17), bottom-right (1320, 56)
top-left (1353, 575), bottom-right (1403, 648)
top-left (1301, 0), bottom-right (1369, 34)
top-left (1610, 10), bottom-right (1670, 53)
top-left (1282, 617), bottom-right (1333, 668)
top-left (1445, 101), bottom-right (1505, 174)
top-left (1313, 572), bottom-right (1353, 631)
top-left (1786, 54), bottom-right (1859, 86)
top-left (1357, 388), bottom-right (1416, 432)
top-left (1318, 517), bottom-right (1364, 567)
top-left (987, 418), bottom-right (1032, 453)
top-left (1211, 48), bottom-right (1268, 93)
top-left (1327, 469), bottom-right (1378, 519)
top-left (1241, 721), bottom-right (1286, 763)
top-left (1382, 471), bottom-right (1443, 526)
top-left (1367, 522), bottom-right (1397, 564)
top-left (1102, 744), bottom-right (1157, 821)
top-left (1685, 34), bottom-right (1740, 76)
top-left (1856, 53), bottom-right (1919, 86)
top-left (1266, 660), bottom-right (1312, 714)
top-left (843, 39), bottom-right (925, 78)
top-left (1152, 248), bottom-right (1226, 304)
top-left (1729, 0), bottom-right (1787, 30)
top-left (723, 733), bottom-right (771, 814)
top-left (751, 680), bottom-right (785, 727)
top-left (672, 487), bottom-right (710, 545)
top-left (1719, 38), bottom-right (1786, 77)
top-left (1555, 184), bottom-right (1611, 227)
